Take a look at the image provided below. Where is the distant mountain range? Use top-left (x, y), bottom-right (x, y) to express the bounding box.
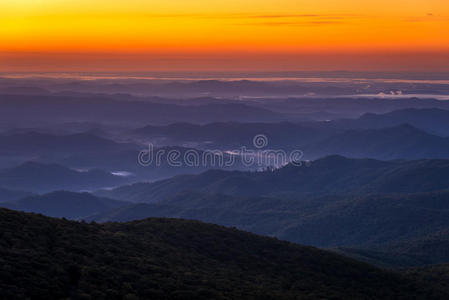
top-left (305, 124), bottom-right (449, 160)
top-left (0, 162), bottom-right (130, 193)
top-left (97, 155), bottom-right (449, 202)
top-left (0, 131), bottom-right (136, 156)
top-left (3, 89), bottom-right (449, 129)
top-left (132, 109), bottom-right (449, 160)
top-left (61, 145), bottom-right (251, 181)
top-left (132, 121), bottom-right (335, 149)
top-left (2, 208), bottom-right (447, 299)
top-left (0, 131), bottom-right (258, 183)
top-left (3, 109), bottom-right (449, 181)
top-left (335, 108), bottom-right (449, 136)
top-left (0, 94), bottom-right (285, 126)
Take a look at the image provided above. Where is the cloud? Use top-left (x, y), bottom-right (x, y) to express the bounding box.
top-left (249, 14), bottom-right (348, 20)
top-left (136, 13), bottom-right (352, 21)
top-left (240, 20), bottom-right (342, 27)
top-left (233, 14), bottom-right (352, 26)
top-left (247, 14), bottom-right (321, 19)
top-left (404, 13), bottom-right (449, 23)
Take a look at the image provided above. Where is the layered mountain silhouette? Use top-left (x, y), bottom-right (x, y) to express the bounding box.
top-left (133, 122), bottom-right (335, 149)
top-left (89, 189), bottom-right (449, 252)
top-left (305, 124), bottom-right (449, 160)
top-left (3, 109), bottom-right (449, 177)
top-left (335, 108), bottom-right (449, 136)
top-left (131, 110), bottom-right (449, 160)
top-left (97, 156), bottom-right (449, 203)
top-left (86, 155), bottom-right (449, 267)
top-left (4, 78), bottom-right (449, 298)
top-left (0, 132), bottom-right (136, 156)
top-left (0, 94), bottom-right (285, 126)
top-left (61, 145), bottom-right (251, 181)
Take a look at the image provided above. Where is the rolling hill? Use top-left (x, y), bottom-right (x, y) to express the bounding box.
top-left (133, 122), bottom-right (335, 150)
top-left (305, 124), bottom-right (449, 160)
top-left (336, 108), bottom-right (449, 137)
top-left (336, 230), bottom-right (449, 268)
top-left (0, 131), bottom-right (136, 156)
top-left (0, 94), bottom-right (285, 126)
top-left (89, 189), bottom-right (449, 251)
top-left (0, 208), bottom-right (447, 299)
top-left (97, 156), bottom-right (449, 203)
top-left (61, 146), bottom-right (250, 181)
top-left (131, 110), bottom-right (449, 160)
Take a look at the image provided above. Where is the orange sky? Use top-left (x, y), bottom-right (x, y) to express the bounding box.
top-left (1, 0), bottom-right (449, 72)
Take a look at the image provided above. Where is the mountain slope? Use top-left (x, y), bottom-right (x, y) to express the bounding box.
top-left (133, 122), bottom-right (335, 149)
top-left (90, 189), bottom-right (449, 250)
top-left (0, 191), bottom-right (128, 219)
top-left (336, 230), bottom-right (449, 268)
top-left (336, 108), bottom-right (449, 136)
top-left (97, 156), bottom-right (449, 203)
top-left (0, 162), bottom-right (129, 192)
top-left (0, 187), bottom-right (32, 203)
top-left (62, 146), bottom-right (250, 181)
top-left (0, 94), bottom-right (285, 126)
top-left (403, 264), bottom-right (449, 296)
top-left (0, 132), bottom-right (136, 156)
top-left (305, 124), bottom-right (449, 160)
top-left (0, 208), bottom-right (446, 299)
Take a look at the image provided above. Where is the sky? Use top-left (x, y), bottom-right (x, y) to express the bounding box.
top-left (1, 0), bottom-right (449, 72)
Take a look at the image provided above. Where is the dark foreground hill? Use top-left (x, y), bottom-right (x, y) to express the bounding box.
top-left (1, 208), bottom-right (447, 300)
top-left (5, 189), bottom-right (449, 268)
top-left (403, 264), bottom-right (449, 295)
top-left (335, 230), bottom-right (449, 268)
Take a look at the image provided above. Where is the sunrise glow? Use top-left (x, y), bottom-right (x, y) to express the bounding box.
top-left (1, 0), bottom-right (449, 71)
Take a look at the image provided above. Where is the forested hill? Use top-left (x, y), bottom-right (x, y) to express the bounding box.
top-left (1, 208), bottom-right (448, 299)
